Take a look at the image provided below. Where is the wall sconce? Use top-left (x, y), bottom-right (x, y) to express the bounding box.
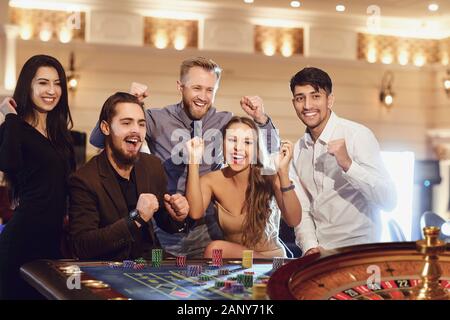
top-left (380, 71), bottom-right (395, 109)
top-left (66, 52), bottom-right (79, 92)
top-left (444, 70), bottom-right (450, 97)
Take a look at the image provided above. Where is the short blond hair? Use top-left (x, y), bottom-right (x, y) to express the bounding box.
top-left (180, 57), bottom-right (222, 83)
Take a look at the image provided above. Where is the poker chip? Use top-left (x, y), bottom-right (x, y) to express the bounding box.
top-left (134, 257), bottom-right (146, 264)
top-left (123, 260), bottom-right (135, 269)
top-left (212, 249), bottom-right (223, 267)
top-left (224, 280), bottom-right (235, 289)
top-left (133, 263), bottom-right (145, 270)
top-left (176, 255), bottom-right (187, 267)
top-left (243, 274), bottom-right (254, 288)
top-left (236, 274), bottom-right (253, 288)
top-left (151, 249), bottom-right (163, 267)
top-left (215, 280), bottom-right (225, 288)
top-left (231, 283), bottom-right (245, 294)
top-left (242, 250), bottom-right (253, 269)
top-left (252, 283), bottom-right (267, 300)
top-left (187, 265), bottom-right (203, 277)
top-left (218, 269), bottom-right (230, 276)
top-left (272, 257), bottom-right (285, 271)
top-left (198, 274), bottom-right (212, 281)
top-left (108, 262), bottom-right (122, 269)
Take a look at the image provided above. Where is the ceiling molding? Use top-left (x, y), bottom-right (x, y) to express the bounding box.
top-left (8, 0), bottom-right (450, 39)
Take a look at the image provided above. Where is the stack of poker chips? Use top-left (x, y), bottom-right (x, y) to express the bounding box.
top-left (123, 260), bottom-right (135, 269)
top-left (134, 257), bottom-right (146, 264)
top-left (272, 257), bottom-right (285, 271)
top-left (151, 249), bottom-right (163, 267)
top-left (243, 274), bottom-right (254, 288)
top-left (217, 269), bottom-right (229, 276)
top-left (108, 262), bottom-right (122, 269)
top-left (237, 274), bottom-right (254, 288)
top-left (198, 274), bottom-right (212, 281)
top-left (224, 280), bottom-right (234, 290)
top-left (242, 250), bottom-right (253, 268)
top-left (211, 249), bottom-right (223, 267)
top-left (187, 265), bottom-right (203, 277)
top-left (252, 283), bottom-right (268, 300)
top-left (215, 280), bottom-right (225, 288)
top-left (231, 283), bottom-right (245, 294)
top-left (176, 255), bottom-right (187, 267)
top-left (133, 263), bottom-right (145, 270)
top-left (133, 258), bottom-right (146, 270)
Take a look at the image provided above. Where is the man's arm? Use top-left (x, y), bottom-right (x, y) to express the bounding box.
top-left (151, 157), bottom-right (188, 233)
top-left (153, 196), bottom-right (188, 234)
top-left (338, 129), bottom-right (397, 212)
top-left (69, 175), bottom-right (139, 260)
top-left (240, 96), bottom-right (280, 154)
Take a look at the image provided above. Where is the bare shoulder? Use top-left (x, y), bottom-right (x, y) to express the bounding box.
top-left (201, 170), bottom-right (223, 185)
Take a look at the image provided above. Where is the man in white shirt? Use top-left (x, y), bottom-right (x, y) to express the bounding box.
top-left (289, 67), bottom-right (397, 256)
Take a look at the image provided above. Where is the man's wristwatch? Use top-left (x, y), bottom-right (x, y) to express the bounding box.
top-left (129, 209), bottom-right (148, 227)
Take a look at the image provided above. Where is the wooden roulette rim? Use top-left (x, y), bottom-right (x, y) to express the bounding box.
top-left (267, 242), bottom-right (450, 300)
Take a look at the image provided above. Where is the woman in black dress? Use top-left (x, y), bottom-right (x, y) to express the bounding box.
top-left (0, 55), bottom-right (75, 299)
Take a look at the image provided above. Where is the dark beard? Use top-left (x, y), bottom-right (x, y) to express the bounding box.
top-left (182, 98), bottom-right (208, 120)
top-left (108, 138), bottom-right (140, 166)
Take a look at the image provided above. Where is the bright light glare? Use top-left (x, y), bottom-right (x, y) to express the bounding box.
top-left (380, 151), bottom-right (415, 242)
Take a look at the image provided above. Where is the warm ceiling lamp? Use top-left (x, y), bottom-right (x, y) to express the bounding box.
top-left (290, 1), bottom-right (301, 8)
top-left (59, 26), bottom-right (72, 43)
top-left (428, 3), bottom-right (439, 12)
top-left (20, 24), bottom-right (33, 40)
top-left (39, 24), bottom-right (52, 42)
top-left (444, 70), bottom-right (450, 97)
top-left (380, 71), bottom-right (395, 109)
top-left (336, 5), bottom-right (346, 12)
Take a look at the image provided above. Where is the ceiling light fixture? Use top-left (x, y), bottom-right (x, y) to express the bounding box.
top-left (428, 3), bottom-right (439, 12)
top-left (336, 4), bottom-right (346, 12)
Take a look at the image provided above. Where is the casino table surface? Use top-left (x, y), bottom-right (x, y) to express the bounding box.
top-left (20, 242), bottom-right (450, 300)
top-left (20, 258), bottom-right (277, 300)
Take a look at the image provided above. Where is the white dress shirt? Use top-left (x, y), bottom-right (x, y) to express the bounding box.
top-left (291, 112), bottom-right (397, 254)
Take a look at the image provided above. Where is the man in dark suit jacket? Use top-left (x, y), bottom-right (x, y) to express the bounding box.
top-left (69, 92), bottom-right (189, 261)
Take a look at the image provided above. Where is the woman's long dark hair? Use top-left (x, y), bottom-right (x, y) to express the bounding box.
top-left (6, 55), bottom-right (75, 199)
top-left (222, 116), bottom-right (275, 248)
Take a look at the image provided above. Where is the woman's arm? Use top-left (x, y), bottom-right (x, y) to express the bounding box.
top-left (273, 141), bottom-right (301, 227)
top-left (0, 97), bottom-right (17, 123)
top-left (185, 137), bottom-right (213, 220)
